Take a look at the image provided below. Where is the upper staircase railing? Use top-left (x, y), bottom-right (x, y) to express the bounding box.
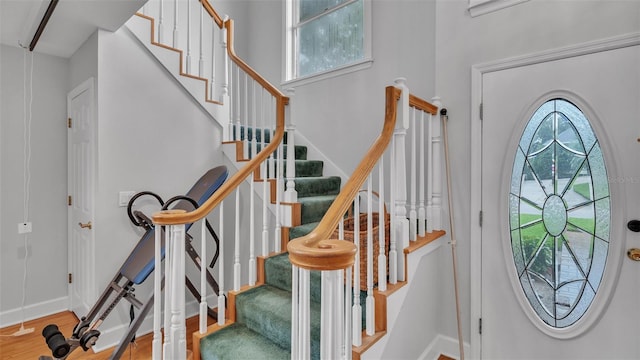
top-left (288, 79), bottom-right (444, 359)
top-left (139, 0), bottom-right (290, 359)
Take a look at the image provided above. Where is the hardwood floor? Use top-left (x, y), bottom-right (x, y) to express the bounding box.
top-left (0, 311), bottom-right (207, 359)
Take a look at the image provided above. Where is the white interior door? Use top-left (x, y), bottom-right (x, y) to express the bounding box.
top-left (68, 78), bottom-right (96, 317)
top-left (481, 45), bottom-right (640, 358)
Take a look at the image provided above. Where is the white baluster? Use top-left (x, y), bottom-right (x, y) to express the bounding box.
top-left (366, 178), bottom-right (375, 336)
top-left (261, 90), bottom-right (269, 257)
top-left (389, 134), bottom-right (397, 285)
top-left (249, 170), bottom-right (256, 286)
top-left (300, 269), bottom-right (311, 359)
top-left (158, 0), bottom-right (165, 44)
top-left (152, 223), bottom-right (162, 360)
top-left (234, 64), bottom-right (241, 142)
top-left (274, 122), bottom-right (283, 253)
top-left (186, 0), bottom-right (192, 74)
top-left (426, 104), bottom-right (434, 233)
top-left (172, 0), bottom-right (179, 48)
top-left (198, 5), bottom-right (204, 77)
top-left (291, 265), bottom-right (299, 359)
top-left (218, 201), bottom-right (226, 326)
top-left (234, 190), bottom-right (241, 291)
top-left (352, 193), bottom-right (362, 347)
top-left (418, 110), bottom-right (427, 237)
top-left (210, 19), bottom-right (216, 99)
top-left (431, 97), bottom-right (443, 230)
top-left (199, 219), bottom-right (207, 333)
top-left (392, 77), bottom-right (410, 282)
top-left (262, 160), bottom-right (269, 257)
top-left (284, 88), bottom-right (297, 203)
top-left (377, 158), bottom-right (387, 291)
top-left (243, 73), bottom-right (249, 156)
top-left (409, 106), bottom-right (417, 241)
top-left (221, 16), bottom-right (229, 103)
top-left (343, 266), bottom-right (352, 360)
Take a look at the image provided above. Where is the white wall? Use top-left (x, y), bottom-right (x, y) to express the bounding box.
top-left (0, 45), bottom-right (70, 325)
top-left (82, 27), bottom-right (225, 341)
top-left (434, 0), bottom-right (640, 346)
top-left (226, 0), bottom-right (437, 175)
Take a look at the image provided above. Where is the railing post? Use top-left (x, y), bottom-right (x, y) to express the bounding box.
top-left (429, 96), bottom-right (443, 231)
top-left (320, 270), bottom-right (344, 359)
top-left (391, 77), bottom-right (410, 282)
top-left (163, 222), bottom-right (187, 360)
top-left (158, 0), bottom-right (165, 44)
top-left (284, 88), bottom-right (297, 204)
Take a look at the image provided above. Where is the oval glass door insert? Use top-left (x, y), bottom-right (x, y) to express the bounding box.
top-left (509, 98), bottom-right (610, 328)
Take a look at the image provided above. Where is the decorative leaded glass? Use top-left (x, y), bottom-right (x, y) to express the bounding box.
top-left (509, 98), bottom-right (610, 328)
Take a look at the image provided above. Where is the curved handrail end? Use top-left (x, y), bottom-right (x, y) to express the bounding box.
top-left (288, 237), bottom-right (356, 271)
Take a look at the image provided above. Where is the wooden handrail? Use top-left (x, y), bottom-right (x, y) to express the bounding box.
top-left (287, 86), bottom-right (402, 271)
top-left (409, 94), bottom-right (438, 115)
top-left (199, 0), bottom-right (223, 27)
top-left (152, 1), bottom-right (289, 226)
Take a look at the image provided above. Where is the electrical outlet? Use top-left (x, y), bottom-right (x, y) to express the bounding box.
top-left (18, 222), bottom-right (32, 234)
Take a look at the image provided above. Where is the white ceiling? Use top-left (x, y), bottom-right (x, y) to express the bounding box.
top-left (0, 0), bottom-right (147, 58)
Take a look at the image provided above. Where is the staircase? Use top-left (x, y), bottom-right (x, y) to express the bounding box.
top-left (124, 1), bottom-right (455, 359)
top-left (197, 126), bottom-right (339, 359)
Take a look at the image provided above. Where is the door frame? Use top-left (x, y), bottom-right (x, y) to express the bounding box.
top-left (67, 77), bottom-right (96, 312)
top-left (469, 32), bottom-right (640, 359)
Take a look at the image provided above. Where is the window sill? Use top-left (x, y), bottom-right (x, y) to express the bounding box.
top-left (468, 0), bottom-right (529, 18)
top-left (282, 57), bottom-right (374, 88)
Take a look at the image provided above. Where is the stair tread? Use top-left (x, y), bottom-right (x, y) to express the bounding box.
top-left (235, 285), bottom-right (321, 357)
top-left (299, 195), bottom-right (337, 224)
top-left (200, 323), bottom-right (290, 360)
top-left (293, 176), bottom-right (341, 198)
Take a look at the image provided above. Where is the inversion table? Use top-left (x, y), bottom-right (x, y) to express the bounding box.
top-left (40, 165), bottom-right (228, 360)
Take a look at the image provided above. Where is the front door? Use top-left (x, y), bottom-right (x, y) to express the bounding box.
top-left (481, 45), bottom-right (640, 358)
top-left (68, 78), bottom-right (96, 317)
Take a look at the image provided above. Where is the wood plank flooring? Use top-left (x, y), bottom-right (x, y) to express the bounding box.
top-left (0, 311), bottom-right (207, 359)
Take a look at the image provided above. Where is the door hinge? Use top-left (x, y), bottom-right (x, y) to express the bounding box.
top-left (68, 273), bottom-right (73, 284)
top-left (479, 103), bottom-right (484, 120)
top-left (68, 195), bottom-right (72, 206)
top-left (67, 118), bottom-right (72, 128)
top-left (479, 210), bottom-right (483, 227)
top-left (479, 318), bottom-right (482, 334)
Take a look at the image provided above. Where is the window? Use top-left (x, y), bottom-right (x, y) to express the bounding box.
top-left (509, 98), bottom-right (610, 328)
top-left (285, 0), bottom-right (371, 82)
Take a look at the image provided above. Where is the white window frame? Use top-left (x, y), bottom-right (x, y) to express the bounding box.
top-left (283, 0), bottom-right (372, 87)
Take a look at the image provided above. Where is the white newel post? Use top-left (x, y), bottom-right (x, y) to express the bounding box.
top-left (284, 88), bottom-right (297, 204)
top-left (430, 97), bottom-right (443, 231)
top-left (392, 77), bottom-right (410, 282)
top-left (165, 223), bottom-right (187, 360)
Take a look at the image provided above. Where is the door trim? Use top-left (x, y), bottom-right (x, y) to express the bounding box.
top-left (470, 32), bottom-right (640, 359)
top-left (67, 77), bottom-right (96, 311)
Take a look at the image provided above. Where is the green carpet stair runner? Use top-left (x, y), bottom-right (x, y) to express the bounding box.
top-left (200, 128), bottom-right (339, 359)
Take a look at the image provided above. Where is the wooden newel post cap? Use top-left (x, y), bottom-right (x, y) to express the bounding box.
top-left (152, 209), bottom-right (188, 225)
top-left (287, 238), bottom-right (357, 271)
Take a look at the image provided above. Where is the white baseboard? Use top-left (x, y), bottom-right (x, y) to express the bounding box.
top-left (91, 297), bottom-right (207, 353)
top-left (420, 334), bottom-right (470, 360)
top-left (0, 296), bottom-right (69, 328)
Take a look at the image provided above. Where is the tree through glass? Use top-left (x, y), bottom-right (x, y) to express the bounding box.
top-left (509, 98), bottom-right (610, 328)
